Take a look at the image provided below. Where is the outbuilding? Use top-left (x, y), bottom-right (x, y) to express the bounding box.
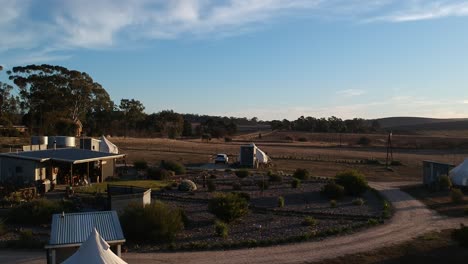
top-left (422, 160), bottom-right (455, 187)
top-left (45, 211), bottom-right (126, 264)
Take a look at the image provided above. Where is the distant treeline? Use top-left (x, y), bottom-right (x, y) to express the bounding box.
top-left (0, 64), bottom-right (378, 138)
top-left (270, 116), bottom-right (381, 133)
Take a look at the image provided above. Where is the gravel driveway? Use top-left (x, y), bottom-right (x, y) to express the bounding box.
top-left (3, 181), bottom-right (467, 264)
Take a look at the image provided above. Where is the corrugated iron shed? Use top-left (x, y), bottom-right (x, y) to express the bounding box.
top-left (48, 211), bottom-right (125, 247)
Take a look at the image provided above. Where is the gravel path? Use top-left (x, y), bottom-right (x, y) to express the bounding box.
top-left (2, 181), bottom-right (467, 264)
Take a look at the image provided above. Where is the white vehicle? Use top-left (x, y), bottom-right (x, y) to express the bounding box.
top-left (215, 154), bottom-right (229, 164)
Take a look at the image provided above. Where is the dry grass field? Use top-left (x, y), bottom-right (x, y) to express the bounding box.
top-left (111, 130), bottom-right (468, 182)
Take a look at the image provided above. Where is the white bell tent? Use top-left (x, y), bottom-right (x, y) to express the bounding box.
top-left (62, 228), bottom-right (127, 264)
top-left (99, 136), bottom-right (119, 154)
top-left (449, 159), bottom-right (468, 186)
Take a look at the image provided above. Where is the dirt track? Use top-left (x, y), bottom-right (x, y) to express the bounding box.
top-left (2, 181), bottom-right (467, 264)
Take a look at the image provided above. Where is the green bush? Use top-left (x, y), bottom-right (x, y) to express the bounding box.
top-left (357, 137), bottom-right (371, 146)
top-left (438, 175), bottom-right (452, 191)
top-left (278, 196), bottom-right (285, 208)
top-left (452, 224), bottom-right (468, 248)
top-left (291, 178), bottom-right (301, 188)
top-left (293, 168), bottom-right (310, 180)
top-left (451, 188), bottom-right (464, 204)
top-left (208, 193), bottom-right (249, 222)
top-left (224, 137), bottom-right (232, 142)
top-left (352, 198), bottom-right (365, 206)
top-left (207, 180), bottom-right (216, 192)
top-left (330, 200), bottom-right (337, 208)
top-left (0, 218), bottom-right (5, 235)
top-left (133, 160), bottom-right (148, 171)
top-left (120, 201), bottom-right (184, 243)
top-left (8, 199), bottom-right (75, 225)
top-left (235, 170), bottom-right (249, 178)
top-left (256, 180), bottom-right (269, 190)
top-left (320, 183), bottom-right (345, 200)
top-left (147, 167), bottom-right (174, 180)
top-left (268, 174), bottom-right (283, 183)
top-left (367, 218), bottom-right (379, 226)
top-left (235, 192), bottom-right (251, 202)
top-left (232, 182), bottom-right (242, 190)
top-left (214, 220), bottom-right (228, 238)
top-left (160, 160), bottom-right (186, 175)
top-left (335, 170), bottom-right (368, 196)
top-left (178, 180), bottom-right (197, 192)
top-left (302, 216), bottom-right (317, 227)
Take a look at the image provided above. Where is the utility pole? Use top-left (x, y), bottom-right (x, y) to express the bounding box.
top-left (386, 131), bottom-right (393, 168)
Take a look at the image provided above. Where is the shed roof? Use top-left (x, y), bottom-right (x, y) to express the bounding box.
top-left (47, 211), bottom-right (125, 248)
top-left (0, 148), bottom-right (125, 164)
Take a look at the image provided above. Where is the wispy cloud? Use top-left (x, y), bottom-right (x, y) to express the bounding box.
top-left (369, 1), bottom-right (468, 22)
top-left (336, 89), bottom-right (365, 97)
top-left (2, 0), bottom-right (468, 64)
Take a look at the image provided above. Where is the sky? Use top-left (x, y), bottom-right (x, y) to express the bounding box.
top-left (1, 0), bottom-right (468, 121)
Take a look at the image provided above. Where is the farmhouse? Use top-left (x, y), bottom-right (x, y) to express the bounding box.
top-left (0, 148), bottom-right (126, 186)
top-left (45, 211), bottom-right (126, 264)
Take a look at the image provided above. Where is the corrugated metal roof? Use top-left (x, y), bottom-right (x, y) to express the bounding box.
top-left (0, 148), bottom-right (125, 164)
top-left (49, 211), bottom-right (125, 246)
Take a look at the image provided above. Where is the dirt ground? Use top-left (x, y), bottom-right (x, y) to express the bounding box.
top-left (111, 136), bottom-right (467, 182)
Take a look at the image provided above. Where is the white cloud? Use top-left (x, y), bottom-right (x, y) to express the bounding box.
top-left (369, 1), bottom-right (468, 22)
top-left (336, 89), bottom-right (365, 97)
top-left (2, 0), bottom-right (468, 63)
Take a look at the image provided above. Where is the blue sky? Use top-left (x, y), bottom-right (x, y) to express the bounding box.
top-left (1, 0), bottom-right (468, 120)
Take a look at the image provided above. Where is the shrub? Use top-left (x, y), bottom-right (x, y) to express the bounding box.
top-left (8, 199), bottom-right (75, 225)
top-left (235, 192), bottom-right (251, 202)
top-left (208, 193), bottom-right (249, 222)
top-left (438, 175), bottom-right (452, 191)
top-left (256, 180), bottom-right (269, 190)
top-left (147, 167), bottom-right (174, 180)
top-left (367, 218), bottom-right (379, 226)
top-left (357, 136), bottom-right (371, 146)
top-left (352, 198), bottom-right (365, 206)
top-left (278, 196), bottom-right (285, 208)
top-left (133, 160), bottom-right (148, 171)
top-left (0, 218), bottom-right (5, 235)
top-left (284, 136), bottom-right (294, 141)
top-left (120, 201), bottom-right (184, 243)
top-left (297, 137), bottom-right (308, 142)
top-left (452, 224), bottom-right (468, 248)
top-left (302, 216), bottom-right (317, 227)
top-left (232, 182), bottom-right (242, 190)
top-left (224, 137), bottom-right (232, 142)
top-left (330, 200), bottom-right (337, 208)
top-left (178, 180), bottom-right (197, 192)
top-left (291, 178), bottom-right (301, 188)
top-left (451, 188), bottom-right (464, 204)
top-left (235, 170), bottom-right (249, 178)
top-left (320, 183), bottom-right (345, 200)
top-left (335, 170), bottom-right (368, 196)
top-left (293, 168), bottom-right (310, 180)
top-left (390, 160), bottom-right (403, 166)
top-left (207, 180), bottom-right (216, 192)
top-left (160, 160), bottom-right (186, 175)
top-left (214, 220), bottom-right (228, 238)
top-left (268, 174), bottom-right (283, 183)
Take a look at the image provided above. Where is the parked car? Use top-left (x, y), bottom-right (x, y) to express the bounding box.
top-left (215, 154), bottom-right (229, 164)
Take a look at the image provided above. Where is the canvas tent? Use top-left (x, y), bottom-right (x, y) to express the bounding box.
top-left (239, 143), bottom-right (270, 168)
top-left (255, 145), bottom-right (269, 164)
top-left (100, 136), bottom-right (119, 154)
top-left (449, 159), bottom-right (468, 186)
top-left (63, 228), bottom-right (127, 264)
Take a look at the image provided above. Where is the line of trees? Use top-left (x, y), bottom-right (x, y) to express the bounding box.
top-left (0, 64), bottom-right (380, 138)
top-left (270, 116), bottom-right (381, 133)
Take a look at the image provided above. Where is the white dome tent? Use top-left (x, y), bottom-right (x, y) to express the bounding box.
top-left (449, 159), bottom-right (468, 187)
top-left (62, 228), bottom-right (127, 264)
top-left (99, 136), bottom-right (119, 154)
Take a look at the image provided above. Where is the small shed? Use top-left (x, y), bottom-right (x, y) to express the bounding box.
top-left (422, 160), bottom-right (455, 186)
top-left (45, 211), bottom-right (126, 264)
